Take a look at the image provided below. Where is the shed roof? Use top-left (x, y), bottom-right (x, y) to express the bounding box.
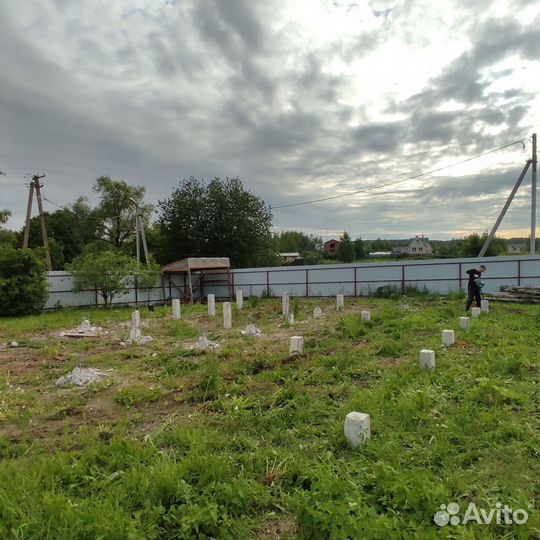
top-left (162, 257), bottom-right (230, 273)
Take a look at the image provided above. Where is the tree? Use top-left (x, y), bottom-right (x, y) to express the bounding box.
top-left (354, 238), bottom-right (366, 259)
top-left (158, 176), bottom-right (276, 267)
top-left (136, 259), bottom-right (161, 304)
top-left (0, 246), bottom-right (49, 316)
top-left (336, 232), bottom-right (355, 263)
top-left (274, 231), bottom-right (322, 255)
top-left (19, 197), bottom-right (97, 268)
top-left (70, 250), bottom-right (137, 308)
top-left (461, 233), bottom-right (506, 257)
top-left (93, 176), bottom-right (153, 250)
top-left (0, 210), bottom-right (17, 247)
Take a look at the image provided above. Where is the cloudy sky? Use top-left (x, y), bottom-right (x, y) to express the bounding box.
top-left (0, 0), bottom-right (538, 240)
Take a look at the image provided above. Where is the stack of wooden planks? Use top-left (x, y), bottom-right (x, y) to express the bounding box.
top-left (487, 286), bottom-right (540, 304)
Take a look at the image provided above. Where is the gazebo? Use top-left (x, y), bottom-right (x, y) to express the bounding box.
top-left (161, 257), bottom-right (231, 303)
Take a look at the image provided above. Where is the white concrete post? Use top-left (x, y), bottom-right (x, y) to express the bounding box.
top-left (336, 293), bottom-right (344, 311)
top-left (131, 310), bottom-right (140, 329)
top-left (481, 299), bottom-right (489, 313)
top-left (172, 299), bottom-right (181, 320)
top-left (223, 302), bottom-right (232, 329)
top-left (344, 412), bottom-right (371, 447)
top-left (289, 335), bottom-right (304, 354)
top-left (442, 329), bottom-right (455, 346)
top-left (361, 310), bottom-right (370, 321)
top-left (207, 294), bottom-right (216, 317)
top-left (471, 307), bottom-right (481, 319)
top-left (282, 292), bottom-right (289, 317)
top-left (235, 289), bottom-right (244, 309)
top-left (288, 313), bottom-right (295, 325)
top-left (459, 316), bottom-right (470, 330)
top-left (313, 307), bottom-right (322, 319)
top-left (420, 349), bottom-right (435, 370)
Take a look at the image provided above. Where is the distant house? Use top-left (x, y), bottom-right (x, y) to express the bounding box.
top-left (323, 239), bottom-right (340, 254)
top-left (407, 235), bottom-right (433, 255)
top-left (508, 243), bottom-right (524, 255)
top-left (392, 246), bottom-right (408, 255)
top-left (280, 252), bottom-right (301, 263)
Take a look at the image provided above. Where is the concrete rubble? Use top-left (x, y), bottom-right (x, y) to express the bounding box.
top-left (241, 324), bottom-right (262, 337)
top-left (60, 320), bottom-right (107, 338)
top-left (55, 366), bottom-right (106, 387)
top-left (191, 335), bottom-right (220, 350)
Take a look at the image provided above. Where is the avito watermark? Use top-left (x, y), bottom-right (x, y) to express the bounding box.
top-left (434, 501), bottom-right (528, 527)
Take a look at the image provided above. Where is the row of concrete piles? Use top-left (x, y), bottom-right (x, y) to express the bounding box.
top-left (166, 292), bottom-right (491, 449)
top-left (347, 298), bottom-right (490, 448)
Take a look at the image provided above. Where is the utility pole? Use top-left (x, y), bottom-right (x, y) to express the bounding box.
top-left (479, 160), bottom-right (531, 258)
top-left (530, 133), bottom-right (537, 255)
top-left (22, 180), bottom-right (35, 249)
top-left (21, 174), bottom-right (52, 271)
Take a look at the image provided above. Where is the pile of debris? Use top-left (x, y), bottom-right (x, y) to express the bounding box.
top-left (60, 320), bottom-right (106, 338)
top-left (191, 335), bottom-right (220, 350)
top-left (487, 286), bottom-right (540, 304)
top-left (56, 367), bottom-right (106, 387)
top-left (241, 324), bottom-right (262, 337)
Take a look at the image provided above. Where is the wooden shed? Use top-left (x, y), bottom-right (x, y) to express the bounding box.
top-left (161, 257), bottom-right (231, 303)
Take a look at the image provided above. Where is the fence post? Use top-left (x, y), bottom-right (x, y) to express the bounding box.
top-left (305, 269), bottom-right (309, 297)
top-left (134, 275), bottom-right (138, 306)
top-left (354, 267), bottom-right (357, 297)
top-left (401, 265), bottom-right (405, 294)
top-left (95, 287), bottom-right (99, 308)
top-left (517, 260), bottom-right (521, 286)
top-left (266, 270), bottom-right (270, 297)
top-left (458, 262), bottom-right (462, 291)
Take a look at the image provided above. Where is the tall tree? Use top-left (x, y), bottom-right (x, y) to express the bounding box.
top-left (19, 197), bottom-right (96, 268)
top-left (93, 176), bottom-right (152, 249)
top-left (461, 233), bottom-right (506, 257)
top-left (158, 176), bottom-right (275, 267)
top-left (353, 237), bottom-right (366, 259)
top-left (336, 231), bottom-right (355, 263)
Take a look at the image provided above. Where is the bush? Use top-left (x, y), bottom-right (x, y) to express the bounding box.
top-left (70, 250), bottom-right (137, 308)
top-left (0, 246), bottom-right (49, 316)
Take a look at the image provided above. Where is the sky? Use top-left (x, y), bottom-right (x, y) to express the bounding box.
top-left (0, 0), bottom-right (538, 241)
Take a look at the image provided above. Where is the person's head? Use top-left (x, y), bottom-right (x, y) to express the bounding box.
top-left (479, 264), bottom-right (486, 273)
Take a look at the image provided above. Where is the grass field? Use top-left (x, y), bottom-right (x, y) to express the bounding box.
top-left (0, 295), bottom-right (538, 539)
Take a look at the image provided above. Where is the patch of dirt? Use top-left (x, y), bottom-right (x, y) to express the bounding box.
top-left (257, 515), bottom-right (298, 540)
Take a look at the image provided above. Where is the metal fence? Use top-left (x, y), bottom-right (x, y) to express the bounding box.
top-left (45, 255), bottom-right (540, 310)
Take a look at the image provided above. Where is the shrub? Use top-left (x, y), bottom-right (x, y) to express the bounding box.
top-left (0, 246), bottom-right (48, 316)
top-left (70, 250), bottom-right (137, 308)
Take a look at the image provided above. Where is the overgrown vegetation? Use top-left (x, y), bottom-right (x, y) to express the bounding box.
top-left (0, 246), bottom-right (48, 316)
top-left (0, 297), bottom-right (537, 539)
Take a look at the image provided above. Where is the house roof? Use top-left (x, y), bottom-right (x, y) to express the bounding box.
top-left (324, 239), bottom-right (340, 244)
top-left (161, 257), bottom-right (230, 273)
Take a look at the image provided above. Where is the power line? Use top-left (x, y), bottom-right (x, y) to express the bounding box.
top-left (271, 137), bottom-right (529, 210)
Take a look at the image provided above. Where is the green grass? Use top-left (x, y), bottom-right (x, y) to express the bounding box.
top-left (0, 297), bottom-right (538, 539)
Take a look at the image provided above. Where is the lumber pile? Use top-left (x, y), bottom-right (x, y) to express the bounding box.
top-left (487, 286), bottom-right (540, 304)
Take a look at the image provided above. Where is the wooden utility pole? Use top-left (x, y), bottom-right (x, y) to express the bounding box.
top-left (21, 174), bottom-right (52, 271)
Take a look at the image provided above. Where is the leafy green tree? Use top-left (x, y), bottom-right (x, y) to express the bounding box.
top-left (93, 176), bottom-right (153, 250)
top-left (336, 232), bottom-right (355, 263)
top-left (136, 259), bottom-right (161, 304)
top-left (461, 233), bottom-right (506, 257)
top-left (274, 231), bottom-right (322, 255)
top-left (0, 209), bottom-right (10, 225)
top-left (20, 198), bottom-right (97, 268)
top-left (70, 250), bottom-right (137, 308)
top-left (353, 238), bottom-right (366, 259)
top-left (0, 210), bottom-right (17, 247)
top-left (158, 176), bottom-right (275, 267)
top-left (0, 246), bottom-right (49, 316)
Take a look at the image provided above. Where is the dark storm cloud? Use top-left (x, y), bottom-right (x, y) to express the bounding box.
top-left (0, 0), bottom-right (537, 239)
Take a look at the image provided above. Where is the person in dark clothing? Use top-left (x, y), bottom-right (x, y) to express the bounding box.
top-left (465, 265), bottom-right (486, 311)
